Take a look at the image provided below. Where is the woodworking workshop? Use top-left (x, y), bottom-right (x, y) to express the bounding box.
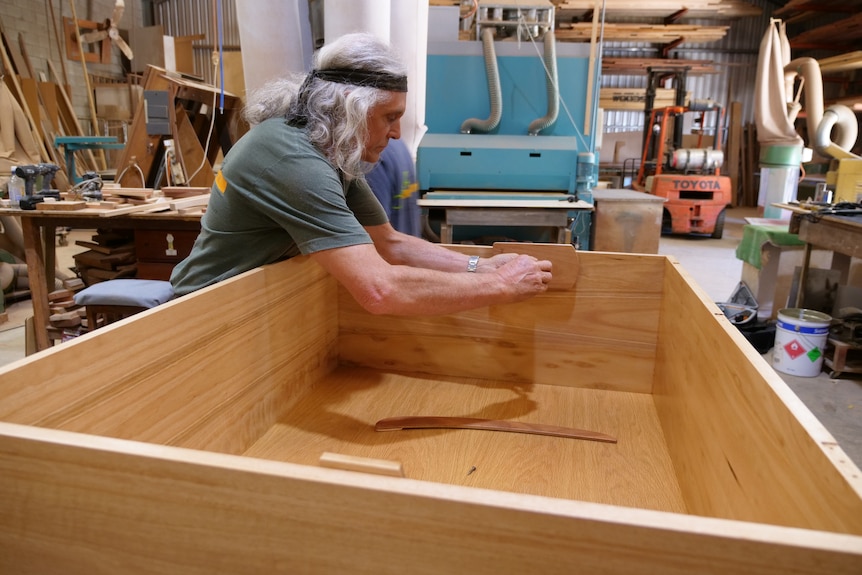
top-left (1, 0), bottom-right (862, 572)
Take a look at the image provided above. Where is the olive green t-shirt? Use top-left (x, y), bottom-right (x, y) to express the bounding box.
top-left (170, 118), bottom-right (387, 295)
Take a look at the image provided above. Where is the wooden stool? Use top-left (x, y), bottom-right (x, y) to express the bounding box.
top-left (73, 279), bottom-right (175, 331)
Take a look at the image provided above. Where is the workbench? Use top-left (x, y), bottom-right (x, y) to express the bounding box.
top-left (2, 207), bottom-right (201, 352)
top-left (54, 136), bottom-right (125, 183)
top-left (776, 206), bottom-right (862, 308)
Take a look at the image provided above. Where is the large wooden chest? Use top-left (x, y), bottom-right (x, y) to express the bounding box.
top-left (1, 247), bottom-right (861, 573)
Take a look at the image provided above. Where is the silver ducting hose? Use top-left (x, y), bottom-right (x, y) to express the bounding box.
top-left (814, 104), bottom-right (860, 160)
top-left (460, 27), bottom-right (502, 134)
top-left (528, 31), bottom-right (559, 136)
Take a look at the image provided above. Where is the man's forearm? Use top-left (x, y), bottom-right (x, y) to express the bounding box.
top-left (377, 231), bottom-right (476, 272)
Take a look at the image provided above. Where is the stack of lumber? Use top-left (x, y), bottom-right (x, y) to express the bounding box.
top-left (552, 0), bottom-right (761, 20)
top-left (787, 13), bottom-right (862, 51)
top-left (599, 87), bottom-right (690, 111)
top-left (819, 51), bottom-right (862, 74)
top-left (27, 186), bottom-right (211, 217)
top-left (73, 230), bottom-right (137, 286)
top-left (45, 287), bottom-right (85, 341)
top-left (602, 58), bottom-right (718, 76)
top-left (556, 23), bottom-right (729, 45)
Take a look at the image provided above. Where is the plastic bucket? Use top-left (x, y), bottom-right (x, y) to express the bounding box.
top-left (772, 308), bottom-right (832, 377)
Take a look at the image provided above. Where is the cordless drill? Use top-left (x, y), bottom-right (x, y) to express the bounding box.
top-left (17, 163), bottom-right (61, 210)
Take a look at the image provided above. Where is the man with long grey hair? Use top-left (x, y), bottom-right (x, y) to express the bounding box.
top-left (171, 32), bottom-right (552, 315)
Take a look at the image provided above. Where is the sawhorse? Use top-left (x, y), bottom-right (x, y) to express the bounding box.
top-left (55, 136), bottom-right (125, 184)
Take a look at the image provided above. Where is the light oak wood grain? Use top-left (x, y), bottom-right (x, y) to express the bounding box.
top-left (653, 258), bottom-right (862, 533)
top-left (1, 252), bottom-right (861, 573)
top-left (243, 368), bottom-right (672, 510)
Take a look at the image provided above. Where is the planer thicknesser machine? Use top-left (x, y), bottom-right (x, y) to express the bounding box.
top-left (418, 1), bottom-right (599, 248)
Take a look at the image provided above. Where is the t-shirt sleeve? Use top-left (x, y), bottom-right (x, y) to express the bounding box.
top-left (349, 178), bottom-right (389, 226)
top-left (240, 154), bottom-right (385, 255)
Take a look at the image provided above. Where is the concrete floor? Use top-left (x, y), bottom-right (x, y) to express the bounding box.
top-left (0, 211), bottom-right (860, 469)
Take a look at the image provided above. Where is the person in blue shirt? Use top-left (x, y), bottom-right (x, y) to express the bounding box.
top-left (365, 138), bottom-right (421, 238)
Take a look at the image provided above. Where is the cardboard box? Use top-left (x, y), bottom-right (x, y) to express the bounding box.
top-left (1, 248), bottom-right (861, 573)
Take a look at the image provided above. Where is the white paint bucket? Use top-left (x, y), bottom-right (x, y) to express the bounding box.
top-left (772, 308), bottom-right (832, 377)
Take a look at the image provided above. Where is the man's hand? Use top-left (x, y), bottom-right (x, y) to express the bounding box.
top-left (495, 254), bottom-right (553, 299)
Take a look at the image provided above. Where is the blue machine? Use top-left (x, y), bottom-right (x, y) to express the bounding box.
top-left (418, 28), bottom-right (599, 247)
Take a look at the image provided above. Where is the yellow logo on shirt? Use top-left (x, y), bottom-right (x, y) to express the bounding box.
top-left (215, 170), bottom-right (227, 194)
top-left (396, 170), bottom-right (418, 200)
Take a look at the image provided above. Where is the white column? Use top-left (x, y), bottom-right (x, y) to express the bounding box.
top-left (235, 0), bottom-right (314, 95)
top-left (390, 0), bottom-right (428, 159)
top-left (323, 0), bottom-right (391, 43)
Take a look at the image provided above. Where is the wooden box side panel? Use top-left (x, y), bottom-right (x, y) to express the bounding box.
top-left (338, 251), bottom-right (665, 395)
top-left (1, 425), bottom-right (861, 575)
top-left (0, 258), bottom-right (339, 455)
top-left (653, 258), bottom-right (862, 534)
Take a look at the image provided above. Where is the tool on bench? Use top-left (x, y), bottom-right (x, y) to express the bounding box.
top-left (68, 171), bottom-right (104, 202)
top-left (17, 163), bottom-right (61, 210)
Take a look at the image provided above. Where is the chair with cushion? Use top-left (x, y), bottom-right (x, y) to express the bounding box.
top-left (73, 279), bottom-right (175, 331)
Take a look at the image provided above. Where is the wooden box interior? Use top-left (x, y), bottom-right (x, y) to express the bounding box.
top-left (1, 248), bottom-right (861, 574)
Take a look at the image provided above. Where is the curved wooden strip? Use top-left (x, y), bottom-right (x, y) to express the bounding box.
top-left (375, 416), bottom-right (617, 444)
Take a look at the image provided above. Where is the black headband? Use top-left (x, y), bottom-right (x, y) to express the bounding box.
top-left (311, 68), bottom-right (407, 92)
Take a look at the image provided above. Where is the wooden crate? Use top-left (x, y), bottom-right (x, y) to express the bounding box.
top-left (1, 247), bottom-right (861, 573)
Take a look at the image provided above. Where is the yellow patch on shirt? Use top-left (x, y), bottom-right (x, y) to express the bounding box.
top-left (215, 169), bottom-right (227, 194)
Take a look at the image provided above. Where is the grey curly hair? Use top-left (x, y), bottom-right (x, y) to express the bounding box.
top-left (242, 33), bottom-right (407, 180)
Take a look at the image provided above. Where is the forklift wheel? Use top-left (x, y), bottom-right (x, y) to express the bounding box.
top-left (710, 209), bottom-right (726, 239)
top-left (661, 209), bottom-right (673, 235)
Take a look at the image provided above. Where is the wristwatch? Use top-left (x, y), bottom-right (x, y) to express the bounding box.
top-left (467, 255), bottom-right (480, 272)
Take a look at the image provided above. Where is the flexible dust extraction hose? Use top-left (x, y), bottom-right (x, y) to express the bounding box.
top-left (785, 57), bottom-right (824, 142)
top-left (814, 104), bottom-right (860, 161)
top-left (528, 31), bottom-right (559, 136)
top-left (460, 27), bottom-right (502, 134)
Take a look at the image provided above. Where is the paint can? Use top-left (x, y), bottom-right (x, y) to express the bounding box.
top-left (772, 308), bottom-right (832, 377)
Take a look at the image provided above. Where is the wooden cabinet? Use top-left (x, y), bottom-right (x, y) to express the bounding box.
top-left (591, 188), bottom-right (665, 253)
top-left (134, 229), bottom-right (198, 280)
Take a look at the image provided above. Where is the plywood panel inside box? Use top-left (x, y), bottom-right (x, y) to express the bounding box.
top-left (0, 249), bottom-right (861, 574)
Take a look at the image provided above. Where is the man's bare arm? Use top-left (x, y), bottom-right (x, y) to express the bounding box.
top-left (365, 223), bottom-right (515, 273)
top-left (309, 241), bottom-right (551, 316)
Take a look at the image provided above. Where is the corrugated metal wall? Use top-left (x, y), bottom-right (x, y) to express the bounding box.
top-left (152, 0), bottom-right (241, 86)
top-left (600, 1), bottom-right (781, 134)
top-left (152, 0), bottom-right (782, 133)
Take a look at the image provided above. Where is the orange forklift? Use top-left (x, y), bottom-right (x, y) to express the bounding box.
top-left (632, 68), bottom-right (731, 238)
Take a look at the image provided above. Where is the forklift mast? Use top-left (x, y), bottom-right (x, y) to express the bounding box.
top-left (642, 67), bottom-right (689, 162)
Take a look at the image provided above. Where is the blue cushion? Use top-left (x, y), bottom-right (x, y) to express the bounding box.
top-left (74, 279), bottom-right (175, 308)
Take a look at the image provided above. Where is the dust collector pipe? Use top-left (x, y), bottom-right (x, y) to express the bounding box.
top-left (814, 104), bottom-right (860, 160)
top-left (528, 31), bottom-right (559, 136)
top-left (460, 27), bottom-right (502, 134)
top-left (784, 57), bottom-right (824, 143)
